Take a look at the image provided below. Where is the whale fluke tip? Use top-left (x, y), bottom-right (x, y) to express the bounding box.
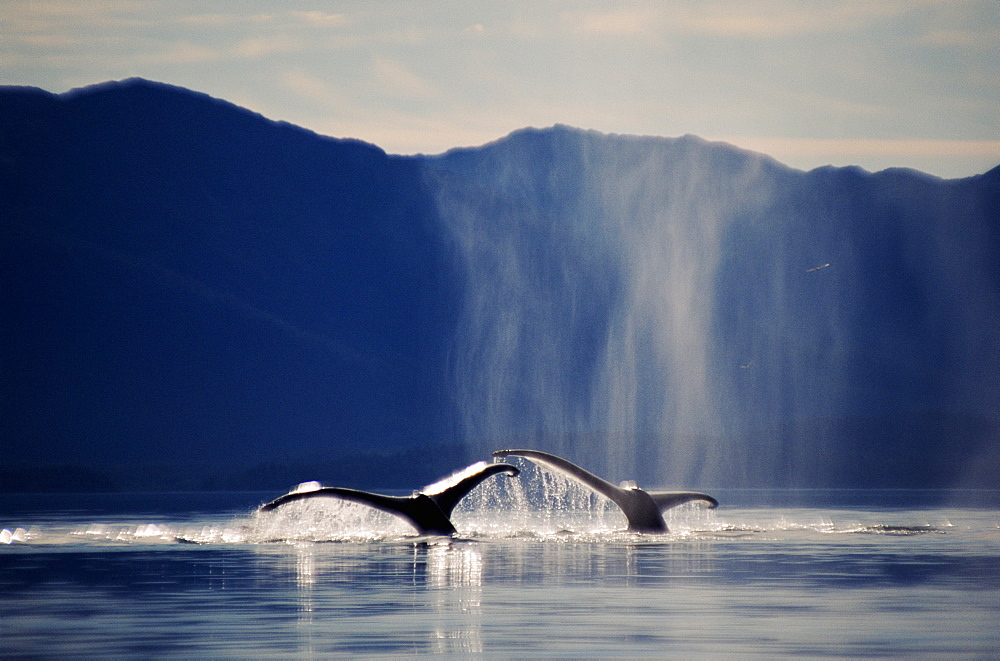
top-left (291, 480), bottom-right (322, 494)
top-left (492, 449), bottom-right (538, 461)
top-left (649, 491), bottom-right (719, 511)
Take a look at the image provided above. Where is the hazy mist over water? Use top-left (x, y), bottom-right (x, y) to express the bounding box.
top-left (433, 131), bottom-right (733, 485)
top-left (430, 127), bottom-right (999, 490)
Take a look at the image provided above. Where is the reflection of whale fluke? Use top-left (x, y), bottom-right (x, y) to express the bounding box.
top-left (492, 449), bottom-right (717, 533)
top-left (259, 461), bottom-right (519, 536)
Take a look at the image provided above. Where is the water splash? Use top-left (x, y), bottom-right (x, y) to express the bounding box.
top-left (246, 498), bottom-right (412, 543)
top-left (2, 501), bottom-right (968, 546)
top-left (453, 458), bottom-right (627, 536)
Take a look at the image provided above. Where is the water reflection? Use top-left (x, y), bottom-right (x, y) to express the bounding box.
top-left (423, 540), bottom-right (484, 654)
top-left (295, 544), bottom-right (316, 612)
top-left (271, 539), bottom-right (489, 655)
top-left (5, 499), bottom-right (997, 658)
top-left (280, 537), bottom-right (726, 655)
top-left (294, 545), bottom-right (316, 658)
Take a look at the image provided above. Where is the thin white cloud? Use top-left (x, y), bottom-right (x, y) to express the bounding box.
top-left (232, 34), bottom-right (301, 58)
top-left (676, 2), bottom-right (907, 37)
top-left (561, 0), bottom-right (914, 40)
top-left (371, 57), bottom-right (436, 98)
top-left (717, 135), bottom-right (1000, 173)
top-left (311, 110), bottom-right (514, 156)
top-left (282, 70), bottom-right (346, 108)
top-left (10, 0), bottom-right (148, 19)
top-left (762, 84), bottom-right (895, 120)
top-left (139, 40), bottom-right (218, 65)
top-left (560, 7), bottom-right (661, 39)
top-left (739, 137), bottom-right (1000, 159)
top-left (176, 12), bottom-right (277, 26)
top-left (291, 11), bottom-right (350, 28)
top-left (919, 26), bottom-right (1000, 49)
top-left (12, 33), bottom-right (84, 48)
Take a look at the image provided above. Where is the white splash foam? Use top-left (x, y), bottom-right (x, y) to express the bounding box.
top-left (422, 461), bottom-right (489, 496)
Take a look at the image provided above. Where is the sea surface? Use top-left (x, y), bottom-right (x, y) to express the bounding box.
top-left (2, 482), bottom-right (999, 659)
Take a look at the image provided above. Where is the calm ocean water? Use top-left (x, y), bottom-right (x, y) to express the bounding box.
top-left (3, 486), bottom-right (999, 659)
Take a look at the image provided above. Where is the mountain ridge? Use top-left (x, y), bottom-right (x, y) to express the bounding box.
top-left (16, 77), bottom-right (994, 178)
top-left (2, 79), bottom-right (997, 491)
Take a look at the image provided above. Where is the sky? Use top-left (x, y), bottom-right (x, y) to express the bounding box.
top-left (3, 0), bottom-right (998, 178)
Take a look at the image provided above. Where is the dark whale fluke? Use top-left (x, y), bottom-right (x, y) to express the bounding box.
top-left (258, 461), bottom-right (519, 536)
top-left (493, 449), bottom-right (717, 533)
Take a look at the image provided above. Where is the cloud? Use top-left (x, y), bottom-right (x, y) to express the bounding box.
top-left (673, 2), bottom-right (906, 37)
top-left (371, 57), bottom-right (436, 98)
top-left (10, 0), bottom-right (147, 19)
top-left (140, 41), bottom-right (218, 65)
top-left (919, 26), bottom-right (1000, 49)
top-left (5, 0), bottom-right (151, 31)
top-left (12, 33), bottom-right (84, 48)
top-left (312, 111), bottom-right (513, 156)
top-left (560, 1), bottom-right (915, 40)
top-left (561, 7), bottom-right (661, 38)
top-left (232, 34), bottom-right (301, 58)
top-left (717, 135), bottom-right (1000, 173)
top-left (172, 9), bottom-right (348, 30)
top-left (176, 12), bottom-right (277, 26)
top-left (282, 69), bottom-right (346, 108)
top-left (291, 11), bottom-right (350, 28)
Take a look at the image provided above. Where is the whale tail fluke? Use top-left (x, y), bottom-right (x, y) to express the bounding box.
top-left (258, 486), bottom-right (451, 530)
top-left (492, 449), bottom-right (621, 503)
top-left (257, 461), bottom-right (519, 536)
top-left (492, 448), bottom-right (718, 534)
top-left (259, 486), bottom-right (408, 514)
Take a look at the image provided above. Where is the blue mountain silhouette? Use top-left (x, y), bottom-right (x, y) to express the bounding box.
top-left (2, 79), bottom-right (997, 492)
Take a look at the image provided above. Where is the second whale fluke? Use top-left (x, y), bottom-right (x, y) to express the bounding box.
top-left (259, 461), bottom-right (519, 536)
top-left (492, 449), bottom-right (717, 533)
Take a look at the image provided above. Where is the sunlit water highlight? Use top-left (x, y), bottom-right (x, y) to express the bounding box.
top-left (3, 485), bottom-right (999, 658)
